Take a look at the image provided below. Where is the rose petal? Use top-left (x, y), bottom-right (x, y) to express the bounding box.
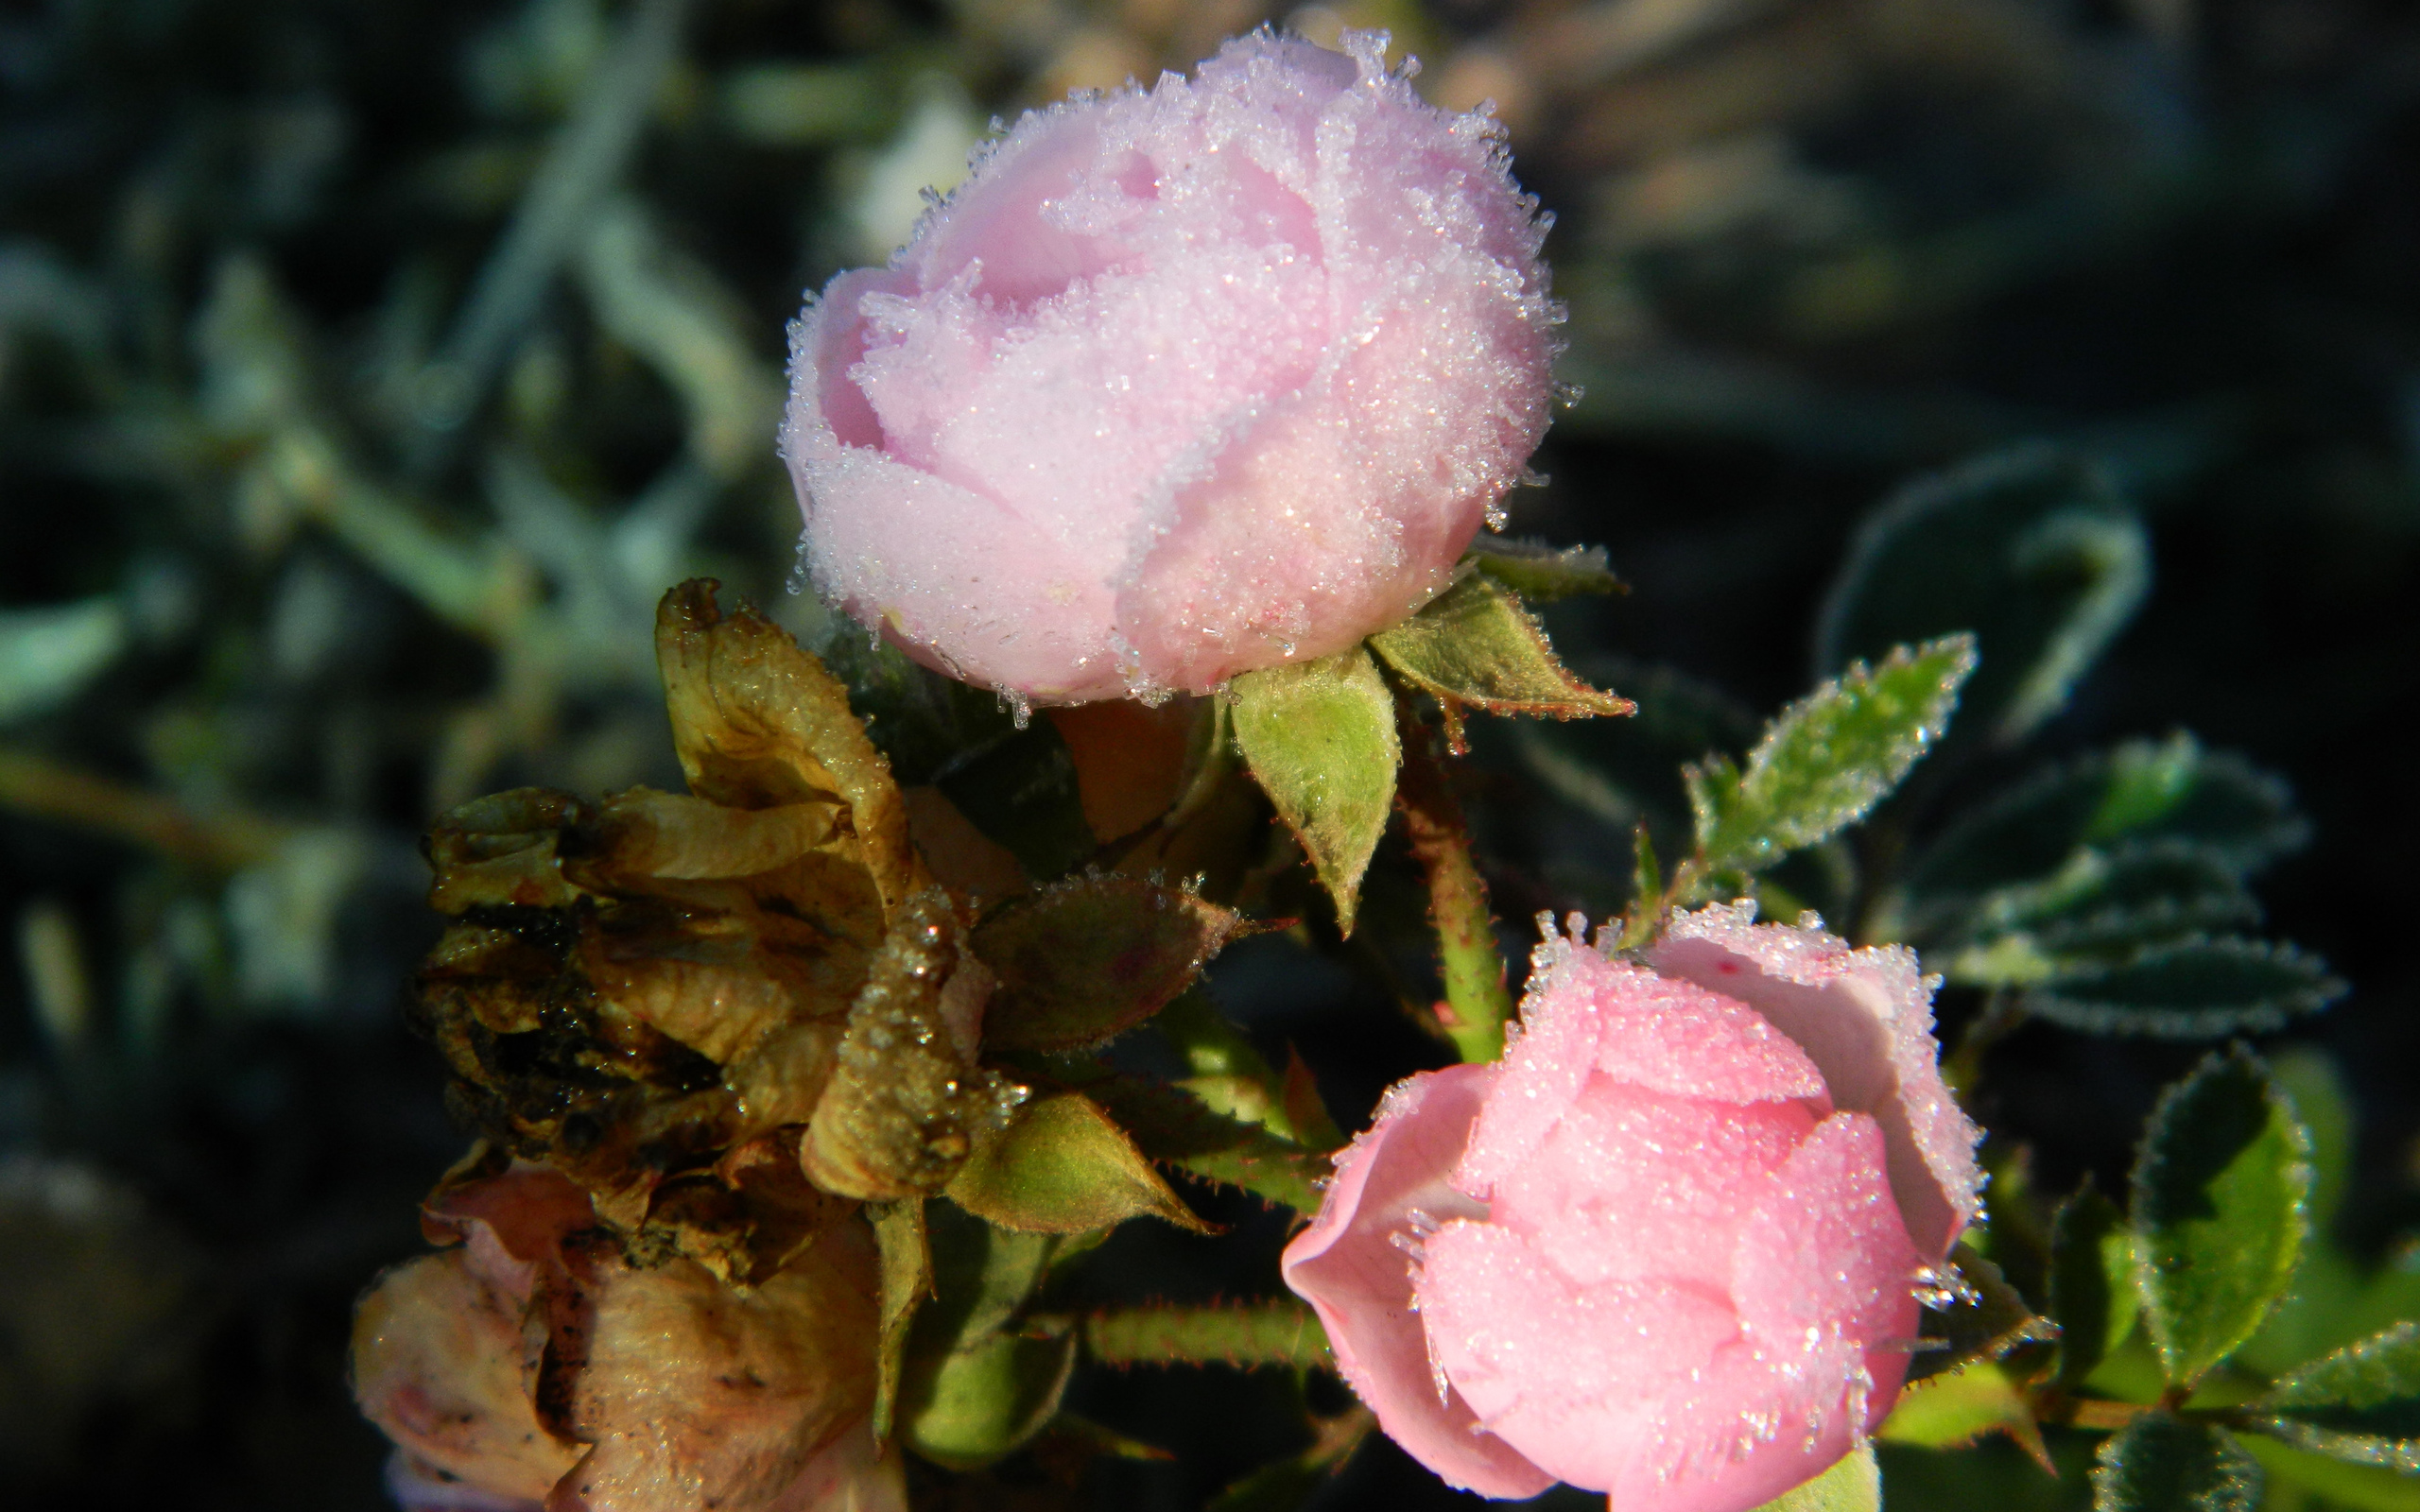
top-left (1280, 1064), bottom-right (1553, 1499)
top-left (1650, 902), bottom-right (1983, 1258)
top-left (1416, 1219), bottom-right (1737, 1495)
top-left (1488, 1081), bottom-right (1815, 1288)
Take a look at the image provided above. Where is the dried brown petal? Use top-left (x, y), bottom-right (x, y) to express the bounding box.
top-left (655, 580), bottom-right (924, 916)
top-left (804, 890), bottom-right (1021, 1201)
top-left (551, 1220), bottom-right (888, 1512)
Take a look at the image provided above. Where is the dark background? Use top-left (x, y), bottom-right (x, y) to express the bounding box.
top-left (4, 0), bottom-right (2416, 1505)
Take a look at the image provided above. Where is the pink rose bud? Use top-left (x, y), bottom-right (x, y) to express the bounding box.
top-left (782, 30), bottom-right (1557, 705)
top-left (1281, 903), bottom-right (1984, 1511)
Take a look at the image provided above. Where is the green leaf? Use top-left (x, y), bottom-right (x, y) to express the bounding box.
top-left (899, 1321), bottom-right (1080, 1470)
top-left (1816, 445), bottom-right (2149, 747)
top-left (2133, 1047), bottom-right (2313, 1387)
top-left (1690, 635), bottom-right (1976, 876)
top-left (2027, 937), bottom-right (2343, 1039)
top-left (1877, 1360), bottom-right (2053, 1469)
top-left (2252, 1321), bottom-right (2420, 1471)
top-left (1751, 1443), bottom-right (1880, 1512)
top-left (1084, 1299), bottom-right (1330, 1368)
top-left (1369, 572), bottom-right (1631, 747)
top-left (932, 716), bottom-right (1094, 880)
top-left (972, 875), bottom-right (1248, 1053)
top-left (2093, 1417), bottom-right (2263, 1512)
top-left (2050, 1183), bottom-right (2140, 1389)
top-left (1902, 735), bottom-right (2308, 911)
top-left (945, 1090), bottom-right (1213, 1236)
top-left (870, 1197), bottom-right (933, 1442)
top-left (2240, 1429), bottom-right (2420, 1512)
top-left (2270, 1048), bottom-right (2355, 1231)
top-left (1230, 647), bottom-right (1400, 934)
top-left (1081, 1072), bottom-right (1333, 1214)
top-left (1461, 537), bottom-right (1624, 600)
top-left (0, 593), bottom-right (128, 725)
top-left (1911, 1243), bottom-right (2061, 1383)
top-left (1949, 844), bottom-right (2259, 962)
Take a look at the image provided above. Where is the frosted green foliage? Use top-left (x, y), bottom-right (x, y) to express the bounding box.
top-left (1231, 646), bottom-right (1400, 934)
top-left (2048, 1184), bottom-right (2140, 1389)
top-left (1750, 1445), bottom-right (1881, 1512)
top-left (2092, 1416), bottom-right (2263, 1512)
top-left (2253, 1322), bottom-right (2420, 1470)
top-left (2132, 1047), bottom-right (2312, 1388)
top-left (1817, 444), bottom-right (2149, 747)
top-left (2024, 936), bottom-right (2343, 1038)
top-left (1688, 634), bottom-right (1975, 876)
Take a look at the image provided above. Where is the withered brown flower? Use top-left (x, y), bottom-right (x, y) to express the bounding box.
top-left (410, 580), bottom-right (1019, 1278)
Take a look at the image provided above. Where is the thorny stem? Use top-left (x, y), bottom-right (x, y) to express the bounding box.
top-left (1083, 1300), bottom-right (1331, 1371)
top-left (1395, 722), bottom-right (1514, 1064)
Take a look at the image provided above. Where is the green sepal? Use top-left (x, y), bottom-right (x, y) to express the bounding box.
top-left (1688, 635), bottom-right (1976, 878)
top-left (1369, 572), bottom-right (1631, 749)
top-left (972, 875), bottom-right (1250, 1053)
top-left (2049, 1182), bottom-right (2141, 1390)
top-left (944, 1089), bottom-right (1213, 1236)
top-left (1816, 444), bottom-right (2149, 747)
top-left (919, 1200), bottom-right (1059, 1350)
top-left (2091, 1415), bottom-right (2263, 1512)
top-left (1081, 1071), bottom-right (1332, 1214)
top-left (1084, 1299), bottom-right (1329, 1369)
top-left (2133, 1046), bottom-right (2313, 1388)
top-left (1207, 1408), bottom-right (1375, 1512)
top-left (899, 1321), bottom-right (1080, 1471)
top-left (1461, 537), bottom-right (1624, 600)
top-left (1750, 1443), bottom-right (1880, 1512)
top-left (1876, 1359), bottom-right (2054, 1470)
top-left (1910, 1242), bottom-right (2061, 1383)
top-left (1230, 646), bottom-right (1400, 935)
top-left (870, 1196), bottom-right (933, 1443)
top-left (2025, 936), bottom-right (2343, 1040)
top-left (2251, 1321), bottom-right (2420, 1471)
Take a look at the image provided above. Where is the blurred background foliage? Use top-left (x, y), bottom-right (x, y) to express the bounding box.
top-left (3, 0), bottom-right (2417, 1505)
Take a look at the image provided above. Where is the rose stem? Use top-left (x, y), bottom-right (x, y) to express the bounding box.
top-left (1395, 716), bottom-right (1514, 1063)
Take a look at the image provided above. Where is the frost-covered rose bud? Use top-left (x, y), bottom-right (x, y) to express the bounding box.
top-left (783, 30), bottom-right (1557, 705)
top-left (1282, 904), bottom-right (1983, 1512)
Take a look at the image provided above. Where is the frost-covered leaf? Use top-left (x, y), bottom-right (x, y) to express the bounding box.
top-left (2270, 1049), bottom-right (2356, 1230)
top-left (0, 594), bottom-right (128, 726)
top-left (2134, 1048), bottom-right (2312, 1387)
top-left (1084, 1299), bottom-right (1329, 1369)
top-left (944, 1091), bottom-right (1212, 1236)
top-left (1369, 572), bottom-right (1631, 747)
top-left (1751, 1443), bottom-right (1880, 1512)
top-left (1080, 1072), bottom-right (1331, 1214)
top-left (2253, 1321), bottom-right (2420, 1471)
top-left (1231, 647), bottom-right (1399, 934)
top-left (898, 1321), bottom-right (1079, 1470)
top-left (1950, 844), bottom-right (2259, 962)
top-left (1817, 445), bottom-right (2149, 747)
top-left (2049, 1183), bottom-right (2139, 1389)
top-left (1461, 537), bottom-right (1623, 600)
top-left (973, 876), bottom-right (1247, 1053)
top-left (2027, 937), bottom-right (2343, 1039)
top-left (2094, 1417), bottom-right (2263, 1512)
top-left (1910, 1243), bottom-right (2060, 1383)
top-left (2240, 1430), bottom-right (2420, 1512)
top-left (1876, 1360), bottom-right (2052, 1469)
top-left (1690, 635), bottom-right (1975, 874)
top-left (1904, 735), bottom-right (2308, 909)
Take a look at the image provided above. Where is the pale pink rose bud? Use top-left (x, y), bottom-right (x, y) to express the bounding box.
top-left (1281, 903), bottom-right (1983, 1511)
top-left (782, 29), bottom-right (1558, 705)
